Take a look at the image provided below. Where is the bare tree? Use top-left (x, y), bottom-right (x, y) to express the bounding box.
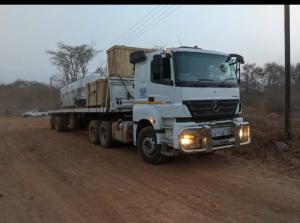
top-left (291, 63), bottom-right (300, 87)
top-left (47, 42), bottom-right (100, 86)
top-left (264, 62), bottom-right (284, 88)
top-left (241, 63), bottom-right (264, 92)
top-left (49, 73), bottom-right (65, 89)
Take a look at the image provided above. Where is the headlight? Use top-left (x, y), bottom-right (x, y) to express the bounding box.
top-left (179, 128), bottom-right (208, 149)
top-left (180, 134), bottom-right (195, 146)
top-left (239, 124), bottom-right (250, 143)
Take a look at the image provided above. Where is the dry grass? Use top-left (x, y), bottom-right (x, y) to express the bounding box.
top-left (231, 106), bottom-right (300, 175)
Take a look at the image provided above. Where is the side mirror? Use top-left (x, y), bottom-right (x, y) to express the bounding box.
top-left (161, 52), bottom-right (172, 59)
top-left (153, 54), bottom-right (162, 60)
top-left (226, 53), bottom-right (244, 84)
top-left (226, 53), bottom-right (244, 64)
top-left (130, 50), bottom-right (146, 64)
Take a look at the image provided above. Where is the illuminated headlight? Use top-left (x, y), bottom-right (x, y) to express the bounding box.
top-left (180, 134), bottom-right (195, 146)
top-left (239, 124), bottom-right (250, 143)
top-left (179, 128), bottom-right (208, 149)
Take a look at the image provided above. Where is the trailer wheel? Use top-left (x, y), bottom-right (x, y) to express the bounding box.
top-left (137, 126), bottom-right (166, 165)
top-left (99, 121), bottom-right (114, 148)
top-left (50, 115), bottom-right (55, 129)
top-left (89, 120), bottom-right (100, 144)
top-left (55, 116), bottom-right (66, 132)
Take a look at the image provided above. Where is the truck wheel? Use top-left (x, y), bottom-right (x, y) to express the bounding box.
top-left (55, 116), bottom-right (66, 132)
top-left (50, 115), bottom-right (55, 129)
top-left (99, 121), bottom-right (114, 148)
top-left (89, 120), bottom-right (100, 144)
top-left (137, 126), bottom-right (166, 165)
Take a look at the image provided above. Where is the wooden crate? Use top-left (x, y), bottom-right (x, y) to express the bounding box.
top-left (86, 79), bottom-right (108, 107)
top-left (106, 45), bottom-right (153, 77)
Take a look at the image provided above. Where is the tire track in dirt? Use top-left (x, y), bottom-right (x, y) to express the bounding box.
top-left (0, 117), bottom-right (299, 223)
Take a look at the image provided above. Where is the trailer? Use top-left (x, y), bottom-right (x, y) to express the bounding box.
top-left (49, 45), bottom-right (251, 165)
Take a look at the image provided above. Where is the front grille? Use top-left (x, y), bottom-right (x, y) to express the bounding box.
top-left (183, 99), bottom-right (239, 121)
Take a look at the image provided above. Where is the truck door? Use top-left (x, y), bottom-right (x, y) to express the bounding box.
top-left (148, 54), bottom-right (175, 103)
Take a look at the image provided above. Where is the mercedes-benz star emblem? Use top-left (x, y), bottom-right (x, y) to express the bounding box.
top-left (211, 102), bottom-right (220, 112)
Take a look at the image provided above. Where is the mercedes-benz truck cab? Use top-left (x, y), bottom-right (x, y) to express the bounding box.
top-left (132, 46), bottom-right (250, 164)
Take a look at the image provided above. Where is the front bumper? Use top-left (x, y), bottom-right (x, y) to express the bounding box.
top-left (177, 121), bottom-right (251, 153)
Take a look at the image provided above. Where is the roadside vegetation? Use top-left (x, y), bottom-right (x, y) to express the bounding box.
top-left (0, 80), bottom-right (59, 117)
top-left (233, 62), bottom-right (300, 174)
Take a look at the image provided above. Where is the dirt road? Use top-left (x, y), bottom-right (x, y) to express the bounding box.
top-left (0, 117), bottom-right (299, 223)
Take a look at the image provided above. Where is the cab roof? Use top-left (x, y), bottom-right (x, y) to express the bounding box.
top-left (146, 46), bottom-right (229, 57)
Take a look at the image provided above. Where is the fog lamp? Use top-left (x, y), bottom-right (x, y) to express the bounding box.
top-left (180, 134), bottom-right (195, 146)
top-left (239, 124), bottom-right (250, 143)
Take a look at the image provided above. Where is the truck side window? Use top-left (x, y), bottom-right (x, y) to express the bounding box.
top-left (151, 55), bottom-right (172, 85)
top-left (151, 59), bottom-right (161, 81)
top-left (162, 57), bottom-right (171, 80)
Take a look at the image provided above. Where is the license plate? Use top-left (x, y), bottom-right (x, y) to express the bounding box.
top-left (211, 127), bottom-right (232, 137)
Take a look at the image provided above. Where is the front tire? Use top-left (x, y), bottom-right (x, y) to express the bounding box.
top-left (137, 126), bottom-right (166, 165)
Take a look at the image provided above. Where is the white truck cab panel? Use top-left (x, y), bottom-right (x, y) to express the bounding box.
top-left (132, 47), bottom-right (250, 155)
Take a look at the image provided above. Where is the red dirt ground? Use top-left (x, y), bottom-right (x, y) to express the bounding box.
top-left (0, 117), bottom-right (299, 223)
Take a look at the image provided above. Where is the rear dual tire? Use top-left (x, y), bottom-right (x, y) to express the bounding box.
top-left (87, 121), bottom-right (167, 165)
top-left (88, 120), bottom-right (114, 148)
top-left (99, 121), bottom-right (114, 148)
top-left (89, 120), bottom-right (100, 144)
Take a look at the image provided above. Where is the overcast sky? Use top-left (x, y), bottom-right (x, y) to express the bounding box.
top-left (0, 5), bottom-right (299, 84)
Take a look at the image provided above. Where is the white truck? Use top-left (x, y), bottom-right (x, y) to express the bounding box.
top-left (23, 110), bottom-right (48, 117)
top-left (48, 45), bottom-right (251, 164)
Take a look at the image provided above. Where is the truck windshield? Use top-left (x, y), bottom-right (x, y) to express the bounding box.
top-left (174, 52), bottom-right (238, 87)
